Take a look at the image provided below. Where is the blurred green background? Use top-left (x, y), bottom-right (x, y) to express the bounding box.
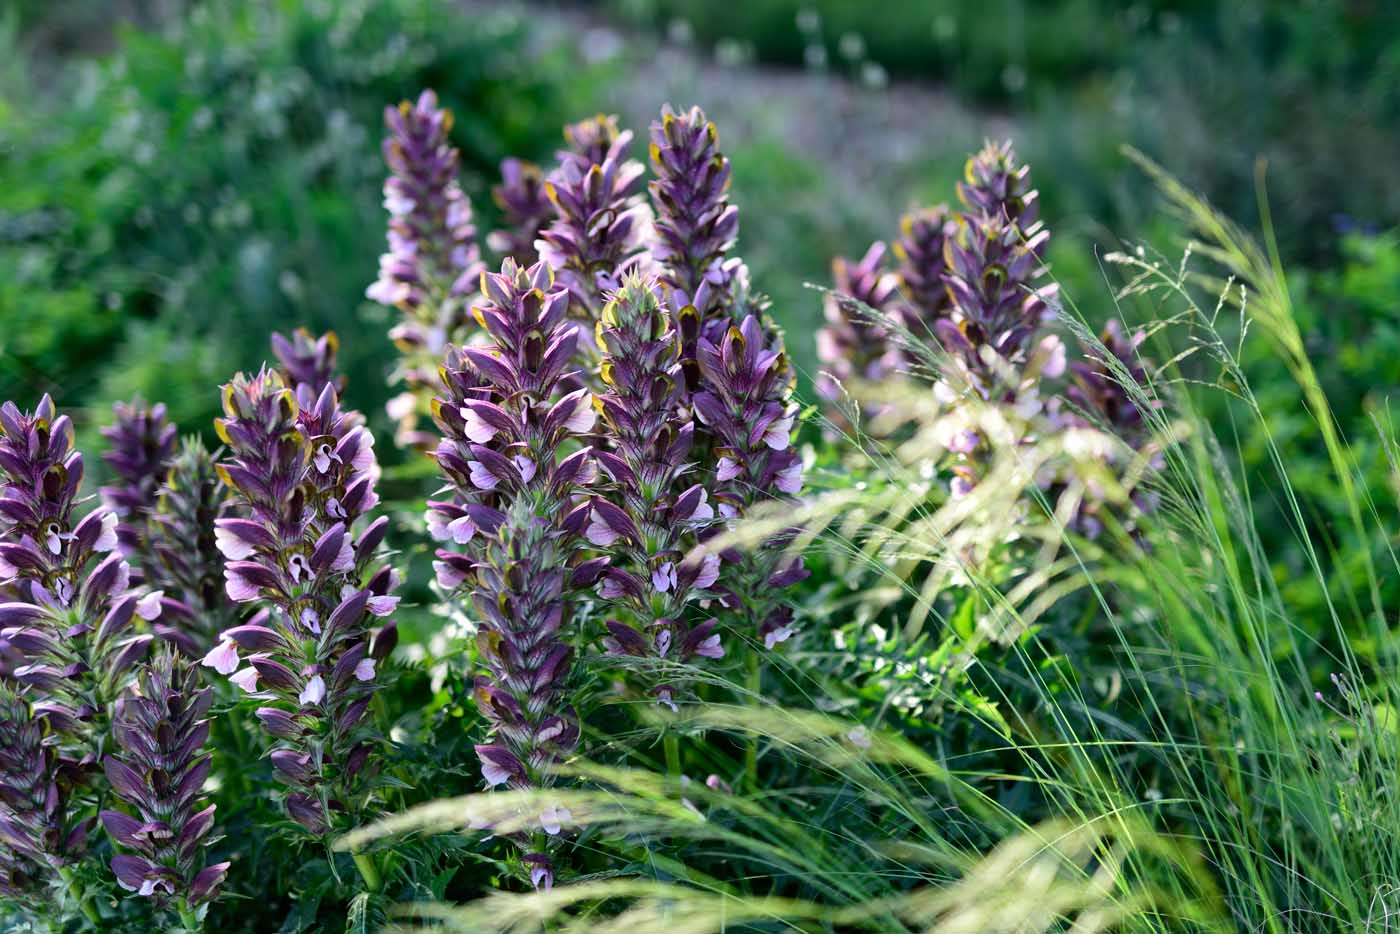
top-left (2, 0), bottom-right (1397, 468)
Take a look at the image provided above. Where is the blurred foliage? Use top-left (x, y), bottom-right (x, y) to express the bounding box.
top-left (0, 0), bottom-right (608, 458)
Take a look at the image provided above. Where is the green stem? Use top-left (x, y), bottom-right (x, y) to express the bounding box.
top-left (177, 904), bottom-right (202, 933)
top-left (663, 732), bottom-right (681, 782)
top-left (352, 849), bottom-right (383, 893)
top-left (744, 648), bottom-right (761, 791)
top-left (57, 865), bottom-right (100, 928)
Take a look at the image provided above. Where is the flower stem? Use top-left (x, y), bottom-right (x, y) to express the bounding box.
top-left (744, 648), bottom-right (761, 790)
top-left (177, 904), bottom-right (202, 932)
top-left (352, 849), bottom-right (383, 893)
top-left (57, 865), bottom-right (100, 928)
top-left (663, 731), bottom-right (681, 782)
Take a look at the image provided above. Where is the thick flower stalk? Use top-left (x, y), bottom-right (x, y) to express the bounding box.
top-left (488, 158), bottom-right (554, 266)
top-left (0, 397), bottom-right (158, 761)
top-left (815, 241), bottom-right (903, 408)
top-left (103, 649), bottom-right (228, 918)
top-left (538, 115), bottom-right (648, 318)
top-left (100, 400), bottom-right (177, 566)
top-left (693, 316), bottom-right (807, 651)
top-left (366, 89), bottom-right (486, 450)
top-left (146, 438), bottom-right (237, 654)
top-left (894, 204), bottom-right (957, 330)
top-left (587, 276), bottom-right (721, 709)
top-left (0, 686), bottom-right (81, 909)
top-left (207, 370), bottom-right (398, 838)
top-left (429, 258), bottom-right (596, 890)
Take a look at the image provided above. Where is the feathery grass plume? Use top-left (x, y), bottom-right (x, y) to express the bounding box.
top-left (893, 203), bottom-right (957, 330)
top-left (99, 401), bottom-right (177, 567)
top-left (538, 114), bottom-right (648, 318)
top-left (0, 396), bottom-right (160, 759)
top-left (429, 258), bottom-right (597, 890)
top-left (692, 316), bottom-right (807, 652)
top-left (145, 438), bottom-right (237, 653)
top-left (208, 369), bottom-right (398, 837)
top-left (488, 158), bottom-right (553, 266)
top-left (103, 649), bottom-right (228, 919)
top-left (647, 104), bottom-right (742, 392)
top-left (0, 686), bottom-right (81, 911)
top-left (588, 276), bottom-right (721, 709)
top-left (815, 241), bottom-right (902, 410)
top-left (367, 89), bottom-right (486, 450)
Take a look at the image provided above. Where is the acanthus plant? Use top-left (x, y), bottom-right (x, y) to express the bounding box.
top-left (587, 275), bottom-right (722, 712)
top-left (487, 157), bottom-right (553, 267)
top-left (102, 649), bottom-right (228, 927)
top-left (206, 347), bottom-right (398, 864)
top-left (102, 400), bottom-right (237, 654)
top-left (0, 395), bottom-right (165, 923)
top-left (366, 89), bottom-right (486, 450)
top-left (428, 258), bottom-right (596, 891)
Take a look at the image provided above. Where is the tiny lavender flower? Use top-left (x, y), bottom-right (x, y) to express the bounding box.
top-left (538, 114), bottom-right (648, 317)
top-left (367, 89), bottom-right (486, 450)
top-left (430, 258), bottom-right (596, 890)
top-left (100, 400), bottom-right (177, 565)
top-left (103, 650), bottom-right (228, 913)
top-left (591, 276), bottom-right (723, 705)
top-left (488, 158), bottom-right (554, 266)
top-left (211, 369), bottom-right (397, 836)
top-left (692, 316), bottom-right (808, 649)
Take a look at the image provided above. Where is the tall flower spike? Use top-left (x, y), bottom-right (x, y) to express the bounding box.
top-left (0, 687), bottom-right (80, 907)
top-left (367, 89), bottom-right (486, 450)
top-left (648, 104), bottom-right (740, 314)
top-left (693, 316), bottom-right (808, 650)
top-left (210, 369), bottom-right (397, 836)
top-left (538, 115), bottom-right (648, 318)
top-left (815, 242), bottom-right (903, 409)
top-left (936, 210), bottom-right (1061, 401)
top-left (591, 276), bottom-right (722, 707)
top-left (894, 204), bottom-right (957, 330)
top-left (957, 139), bottom-right (1044, 245)
top-left (430, 258), bottom-right (596, 891)
top-left (0, 396), bottom-right (157, 761)
top-left (103, 650), bottom-right (228, 912)
top-left (488, 158), bottom-right (554, 266)
top-left (100, 400), bottom-right (177, 566)
top-left (146, 438), bottom-right (237, 654)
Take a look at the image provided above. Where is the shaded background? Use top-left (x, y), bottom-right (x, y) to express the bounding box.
top-left (2, 0), bottom-right (1397, 470)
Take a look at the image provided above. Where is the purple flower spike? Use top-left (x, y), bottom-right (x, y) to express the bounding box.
top-left (957, 139), bottom-right (1043, 244)
top-left (894, 204), bottom-right (957, 329)
top-left (103, 650), bottom-right (228, 911)
top-left (1, 396), bottom-right (157, 763)
top-left (816, 242), bottom-right (903, 408)
top-left (591, 276), bottom-right (723, 701)
top-left (367, 89), bottom-right (486, 451)
top-left (431, 257), bottom-right (599, 886)
top-left (693, 316), bottom-right (808, 645)
top-left (488, 158), bottom-right (554, 266)
top-left (213, 367), bottom-right (396, 837)
top-left (271, 328), bottom-right (345, 400)
top-left (0, 687), bottom-right (79, 906)
top-left (99, 400), bottom-right (177, 565)
top-left (538, 114), bottom-right (648, 316)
